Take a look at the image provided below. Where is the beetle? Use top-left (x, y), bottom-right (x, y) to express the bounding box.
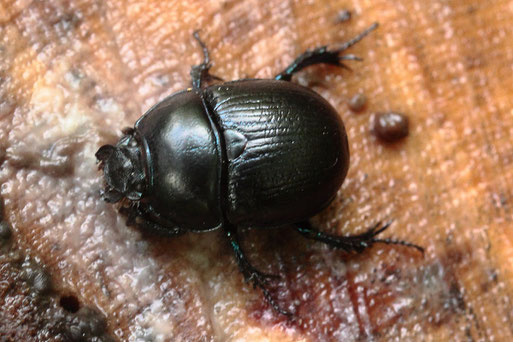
top-left (96, 23), bottom-right (422, 316)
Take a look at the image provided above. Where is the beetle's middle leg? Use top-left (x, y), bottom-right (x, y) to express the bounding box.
top-left (275, 23), bottom-right (378, 81)
top-left (224, 223), bottom-right (293, 317)
top-left (190, 31), bottom-right (223, 89)
top-left (294, 220), bottom-right (424, 253)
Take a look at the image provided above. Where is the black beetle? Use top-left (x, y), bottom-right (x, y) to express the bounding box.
top-left (96, 23), bottom-right (422, 316)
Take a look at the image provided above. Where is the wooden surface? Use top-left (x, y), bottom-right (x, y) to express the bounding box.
top-left (1, 0), bottom-right (513, 341)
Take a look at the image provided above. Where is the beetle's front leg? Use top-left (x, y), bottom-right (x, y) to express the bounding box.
top-left (121, 203), bottom-right (185, 237)
top-left (295, 220), bottom-right (424, 253)
top-left (190, 31), bottom-right (223, 89)
top-left (224, 223), bottom-right (292, 317)
top-left (275, 23), bottom-right (378, 81)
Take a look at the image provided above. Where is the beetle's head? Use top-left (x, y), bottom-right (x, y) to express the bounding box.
top-left (96, 129), bottom-right (146, 203)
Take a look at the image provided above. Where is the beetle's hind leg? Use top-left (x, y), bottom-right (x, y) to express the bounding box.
top-left (190, 31), bottom-right (223, 89)
top-left (295, 220), bottom-right (424, 254)
top-left (224, 223), bottom-right (293, 317)
top-left (275, 23), bottom-right (378, 81)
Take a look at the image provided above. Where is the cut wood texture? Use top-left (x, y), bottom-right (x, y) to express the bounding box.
top-left (1, 0), bottom-right (512, 341)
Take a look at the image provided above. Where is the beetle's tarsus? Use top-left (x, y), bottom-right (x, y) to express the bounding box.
top-left (190, 31), bottom-right (223, 89)
top-left (373, 237), bottom-right (425, 254)
top-left (243, 266), bottom-right (291, 316)
top-left (295, 220), bottom-right (423, 254)
top-left (275, 22), bottom-right (378, 81)
top-left (259, 282), bottom-right (294, 317)
top-left (334, 22), bottom-right (378, 51)
top-left (224, 223), bottom-right (293, 317)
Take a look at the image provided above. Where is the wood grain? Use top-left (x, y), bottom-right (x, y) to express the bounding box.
top-left (1, 0), bottom-right (512, 341)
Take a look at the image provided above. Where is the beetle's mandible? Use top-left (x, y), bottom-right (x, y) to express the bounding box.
top-left (96, 23), bottom-right (423, 316)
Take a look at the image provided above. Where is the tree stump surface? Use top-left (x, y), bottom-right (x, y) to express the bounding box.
top-left (1, 0), bottom-right (512, 341)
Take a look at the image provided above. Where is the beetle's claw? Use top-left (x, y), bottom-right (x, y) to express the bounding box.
top-left (362, 221), bottom-right (424, 254)
top-left (366, 220), bottom-right (391, 236)
top-left (242, 264), bottom-right (280, 286)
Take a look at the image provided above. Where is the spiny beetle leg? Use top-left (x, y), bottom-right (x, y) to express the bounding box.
top-left (121, 203), bottom-right (185, 237)
top-left (224, 223), bottom-right (293, 317)
top-left (190, 31), bottom-right (223, 89)
top-left (275, 22), bottom-right (378, 81)
top-left (295, 220), bottom-right (424, 254)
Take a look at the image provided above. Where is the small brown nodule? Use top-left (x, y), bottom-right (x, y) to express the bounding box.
top-left (348, 93), bottom-right (367, 112)
top-left (373, 112), bottom-right (409, 142)
top-left (335, 10), bottom-right (352, 23)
